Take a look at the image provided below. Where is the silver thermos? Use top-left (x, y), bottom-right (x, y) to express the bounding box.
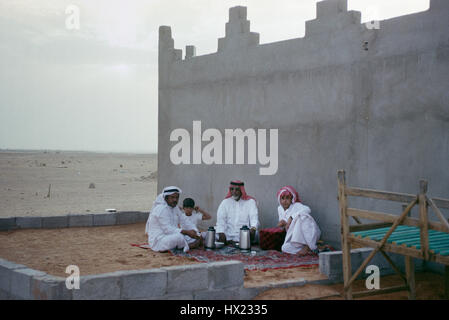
top-left (239, 225), bottom-right (251, 251)
top-left (205, 226), bottom-right (216, 249)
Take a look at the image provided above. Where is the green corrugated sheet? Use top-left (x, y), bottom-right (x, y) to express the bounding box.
top-left (351, 225), bottom-right (449, 256)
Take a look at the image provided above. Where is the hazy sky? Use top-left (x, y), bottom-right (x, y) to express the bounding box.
top-left (0, 0), bottom-right (430, 154)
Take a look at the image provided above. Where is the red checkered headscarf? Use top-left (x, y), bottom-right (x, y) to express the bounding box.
top-left (276, 185), bottom-right (301, 205)
top-left (225, 180), bottom-right (256, 201)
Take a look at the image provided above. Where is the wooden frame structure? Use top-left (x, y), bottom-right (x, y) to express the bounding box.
top-left (337, 170), bottom-right (449, 300)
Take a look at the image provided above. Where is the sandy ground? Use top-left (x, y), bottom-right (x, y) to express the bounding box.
top-left (0, 222), bottom-right (326, 288)
top-left (254, 272), bottom-right (447, 300)
top-left (0, 150), bottom-right (157, 217)
top-left (0, 151), bottom-right (446, 299)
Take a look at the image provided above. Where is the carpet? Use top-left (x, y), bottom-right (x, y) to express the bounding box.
top-left (131, 241), bottom-right (334, 271)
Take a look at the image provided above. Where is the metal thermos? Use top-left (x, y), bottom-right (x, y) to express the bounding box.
top-left (239, 225), bottom-right (251, 251)
top-left (205, 226), bottom-right (216, 249)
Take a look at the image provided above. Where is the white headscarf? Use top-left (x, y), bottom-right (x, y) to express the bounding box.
top-left (146, 186), bottom-right (182, 235)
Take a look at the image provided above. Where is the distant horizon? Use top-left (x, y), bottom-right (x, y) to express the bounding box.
top-left (0, 148), bottom-right (157, 155)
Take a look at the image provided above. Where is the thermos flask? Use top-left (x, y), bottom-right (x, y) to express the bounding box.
top-left (239, 225), bottom-right (251, 251)
top-left (205, 226), bottom-right (216, 249)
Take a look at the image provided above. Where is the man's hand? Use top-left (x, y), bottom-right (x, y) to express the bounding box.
top-left (277, 220), bottom-right (287, 229)
top-left (285, 217), bottom-right (293, 231)
top-left (182, 229), bottom-right (200, 240)
top-left (217, 232), bottom-right (227, 244)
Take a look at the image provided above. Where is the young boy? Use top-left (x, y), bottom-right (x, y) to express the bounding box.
top-left (182, 198), bottom-right (212, 230)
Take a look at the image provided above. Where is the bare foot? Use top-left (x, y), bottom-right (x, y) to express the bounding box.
top-left (297, 246), bottom-right (311, 256)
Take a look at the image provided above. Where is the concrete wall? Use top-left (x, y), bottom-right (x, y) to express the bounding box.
top-left (157, 0), bottom-right (449, 248)
top-left (0, 258), bottom-right (246, 300)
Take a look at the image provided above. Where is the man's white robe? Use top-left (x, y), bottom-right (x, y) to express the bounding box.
top-left (146, 194), bottom-right (198, 252)
top-left (216, 197), bottom-right (259, 242)
top-left (278, 202), bottom-right (321, 254)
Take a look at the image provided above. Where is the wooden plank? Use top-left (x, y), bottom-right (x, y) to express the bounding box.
top-left (433, 197), bottom-right (449, 210)
top-left (347, 208), bottom-right (449, 233)
top-left (338, 170), bottom-right (352, 300)
top-left (380, 250), bottom-right (407, 283)
top-left (352, 285), bottom-right (409, 299)
top-left (427, 197), bottom-right (449, 232)
top-left (419, 180), bottom-right (429, 261)
top-left (349, 222), bottom-right (393, 232)
top-left (405, 256), bottom-right (416, 300)
top-left (348, 235), bottom-right (424, 259)
top-left (445, 266), bottom-right (449, 300)
top-left (345, 187), bottom-right (416, 203)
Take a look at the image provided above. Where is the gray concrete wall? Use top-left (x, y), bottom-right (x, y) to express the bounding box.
top-left (157, 0), bottom-right (449, 248)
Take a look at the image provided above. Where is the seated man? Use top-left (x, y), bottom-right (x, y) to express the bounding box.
top-left (216, 180), bottom-right (259, 244)
top-left (276, 186), bottom-right (321, 255)
top-left (145, 186), bottom-right (200, 252)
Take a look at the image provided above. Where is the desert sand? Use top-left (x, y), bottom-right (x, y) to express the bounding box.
top-left (0, 151), bottom-right (445, 299)
top-left (0, 150), bottom-right (157, 217)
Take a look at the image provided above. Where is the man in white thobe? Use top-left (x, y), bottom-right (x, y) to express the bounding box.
top-left (276, 186), bottom-right (321, 255)
top-left (145, 186), bottom-right (200, 252)
top-left (216, 180), bottom-right (259, 244)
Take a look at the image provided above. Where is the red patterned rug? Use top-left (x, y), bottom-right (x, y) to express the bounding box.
top-left (132, 241), bottom-right (334, 271)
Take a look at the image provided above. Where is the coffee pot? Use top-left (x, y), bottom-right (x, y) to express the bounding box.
top-left (239, 225), bottom-right (251, 251)
top-left (205, 226), bottom-right (216, 249)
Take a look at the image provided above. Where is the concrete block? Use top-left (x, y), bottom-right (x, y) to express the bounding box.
top-left (72, 273), bottom-right (121, 300)
top-left (93, 213), bottom-right (117, 226)
top-left (10, 268), bottom-right (46, 299)
top-left (239, 287), bottom-right (265, 300)
top-left (119, 269), bottom-right (167, 299)
top-left (68, 214), bottom-right (93, 228)
top-left (148, 292), bottom-right (194, 300)
top-left (31, 275), bottom-right (72, 300)
top-left (116, 211), bottom-right (141, 225)
top-left (137, 211), bottom-right (149, 222)
top-left (42, 216), bottom-right (68, 229)
top-left (319, 248), bottom-right (425, 282)
top-left (0, 217), bottom-right (16, 231)
top-left (0, 258), bottom-right (27, 292)
top-left (16, 217), bottom-right (42, 229)
top-left (194, 287), bottom-right (241, 300)
top-left (208, 261), bottom-right (244, 289)
top-left (0, 288), bottom-right (11, 300)
top-left (163, 264), bottom-right (209, 293)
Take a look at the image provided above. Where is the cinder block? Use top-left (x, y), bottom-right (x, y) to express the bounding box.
top-left (31, 275), bottom-right (72, 300)
top-left (163, 264), bottom-right (209, 293)
top-left (93, 213), bottom-right (117, 226)
top-left (208, 261), bottom-right (244, 289)
top-left (119, 269), bottom-right (167, 299)
top-left (0, 258), bottom-right (27, 292)
top-left (16, 217), bottom-right (42, 229)
top-left (194, 287), bottom-right (241, 300)
top-left (148, 292), bottom-right (194, 300)
top-left (72, 273), bottom-right (121, 300)
top-left (0, 288), bottom-right (11, 300)
top-left (238, 287), bottom-right (266, 300)
top-left (136, 211), bottom-right (149, 222)
top-left (68, 214), bottom-right (93, 228)
top-left (319, 248), bottom-right (424, 282)
top-left (10, 268), bottom-right (46, 299)
top-left (42, 216), bottom-right (68, 229)
top-left (116, 211), bottom-right (141, 225)
top-left (0, 217), bottom-right (16, 231)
